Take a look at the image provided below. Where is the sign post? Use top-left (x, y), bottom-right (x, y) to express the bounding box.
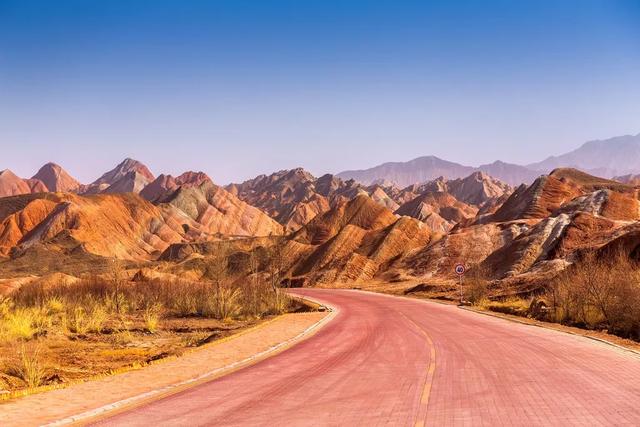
top-left (454, 263), bottom-right (465, 305)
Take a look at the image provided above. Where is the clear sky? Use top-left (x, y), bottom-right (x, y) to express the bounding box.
top-left (1, 0), bottom-right (639, 184)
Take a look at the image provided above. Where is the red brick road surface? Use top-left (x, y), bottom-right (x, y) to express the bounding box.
top-left (94, 289), bottom-right (640, 426)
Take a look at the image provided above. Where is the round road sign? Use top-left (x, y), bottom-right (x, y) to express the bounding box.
top-left (454, 263), bottom-right (465, 275)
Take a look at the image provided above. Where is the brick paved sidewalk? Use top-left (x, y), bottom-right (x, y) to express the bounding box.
top-left (0, 311), bottom-right (328, 427)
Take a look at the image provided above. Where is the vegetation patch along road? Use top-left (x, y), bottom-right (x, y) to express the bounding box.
top-left (0, 308), bottom-right (328, 426)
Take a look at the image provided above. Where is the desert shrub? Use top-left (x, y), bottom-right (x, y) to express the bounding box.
top-left (6, 344), bottom-right (47, 388)
top-left (485, 298), bottom-right (530, 316)
top-left (65, 307), bottom-right (89, 335)
top-left (173, 292), bottom-right (199, 317)
top-left (143, 303), bottom-right (163, 333)
top-left (464, 265), bottom-right (490, 305)
top-left (104, 291), bottom-right (131, 315)
top-left (30, 307), bottom-right (52, 336)
top-left (5, 252), bottom-right (295, 332)
top-left (45, 297), bottom-right (65, 315)
top-left (0, 296), bottom-right (13, 317)
top-left (88, 304), bottom-right (108, 333)
top-left (201, 285), bottom-right (241, 320)
top-left (64, 303), bottom-right (107, 334)
top-left (263, 289), bottom-right (290, 315)
top-left (548, 250), bottom-right (640, 339)
top-left (1, 309), bottom-right (38, 340)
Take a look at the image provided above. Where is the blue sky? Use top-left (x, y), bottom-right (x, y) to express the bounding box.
top-left (1, 0), bottom-right (639, 183)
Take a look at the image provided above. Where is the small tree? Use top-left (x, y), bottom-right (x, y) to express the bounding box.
top-left (205, 242), bottom-right (229, 288)
top-left (108, 259), bottom-right (127, 315)
top-left (464, 264), bottom-right (490, 305)
top-left (204, 241), bottom-right (240, 320)
top-left (549, 249), bottom-right (640, 338)
top-left (265, 240), bottom-right (289, 314)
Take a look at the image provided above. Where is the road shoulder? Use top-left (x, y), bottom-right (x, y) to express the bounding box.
top-left (0, 311), bottom-right (330, 427)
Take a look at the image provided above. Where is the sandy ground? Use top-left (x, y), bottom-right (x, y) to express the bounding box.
top-left (0, 311), bottom-right (327, 427)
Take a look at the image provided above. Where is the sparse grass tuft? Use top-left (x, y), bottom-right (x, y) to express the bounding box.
top-left (2, 309), bottom-right (37, 341)
top-left (64, 303), bottom-right (107, 335)
top-left (0, 295), bottom-right (13, 317)
top-left (143, 303), bottom-right (163, 333)
top-left (45, 297), bottom-right (65, 315)
top-left (173, 293), bottom-right (198, 317)
top-left (6, 344), bottom-right (47, 388)
top-left (485, 298), bottom-right (530, 316)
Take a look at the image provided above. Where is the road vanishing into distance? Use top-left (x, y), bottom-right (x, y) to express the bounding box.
top-left (93, 289), bottom-right (640, 426)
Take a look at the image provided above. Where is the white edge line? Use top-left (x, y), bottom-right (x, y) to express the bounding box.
top-left (43, 296), bottom-right (338, 427)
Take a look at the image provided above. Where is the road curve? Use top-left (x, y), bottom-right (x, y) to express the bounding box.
top-left (93, 289), bottom-right (640, 426)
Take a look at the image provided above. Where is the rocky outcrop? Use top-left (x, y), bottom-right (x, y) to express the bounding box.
top-left (0, 192), bottom-right (189, 260)
top-left (395, 191), bottom-right (477, 233)
top-left (140, 174), bottom-right (179, 202)
top-left (84, 158), bottom-right (155, 194)
top-left (158, 181), bottom-right (284, 237)
top-left (292, 194), bottom-right (397, 245)
top-left (447, 171), bottom-right (511, 206)
top-left (288, 196), bottom-right (430, 285)
top-left (140, 171), bottom-right (212, 202)
top-left (229, 169), bottom-right (398, 232)
top-left (103, 171), bottom-right (152, 194)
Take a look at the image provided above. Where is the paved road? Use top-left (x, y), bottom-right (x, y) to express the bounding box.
top-left (93, 289), bottom-right (640, 426)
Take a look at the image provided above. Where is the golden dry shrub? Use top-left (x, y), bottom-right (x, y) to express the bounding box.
top-left (6, 344), bottom-right (47, 388)
top-left (549, 250), bottom-right (640, 338)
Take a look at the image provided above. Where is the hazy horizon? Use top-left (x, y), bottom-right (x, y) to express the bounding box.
top-left (1, 0), bottom-right (639, 183)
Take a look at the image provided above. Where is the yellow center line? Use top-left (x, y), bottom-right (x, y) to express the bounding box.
top-left (396, 311), bottom-right (436, 427)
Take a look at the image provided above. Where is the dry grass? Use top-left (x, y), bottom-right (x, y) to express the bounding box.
top-left (0, 261), bottom-right (302, 395)
top-left (6, 344), bottom-right (47, 388)
top-left (143, 303), bottom-right (163, 333)
top-left (0, 308), bottom-right (50, 341)
top-left (64, 304), bottom-right (107, 335)
top-left (483, 298), bottom-right (531, 316)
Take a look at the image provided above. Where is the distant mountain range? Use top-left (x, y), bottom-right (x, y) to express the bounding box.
top-left (526, 134), bottom-right (640, 177)
top-left (2, 141), bottom-right (640, 295)
top-left (337, 133), bottom-right (640, 187)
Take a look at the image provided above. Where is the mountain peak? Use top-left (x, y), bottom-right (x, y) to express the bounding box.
top-left (527, 133), bottom-right (640, 177)
top-left (0, 169), bottom-right (33, 197)
top-left (337, 156), bottom-right (475, 187)
top-left (92, 158), bottom-right (155, 186)
top-left (103, 170), bottom-right (153, 194)
top-left (175, 171), bottom-right (212, 186)
top-left (32, 162), bottom-right (80, 192)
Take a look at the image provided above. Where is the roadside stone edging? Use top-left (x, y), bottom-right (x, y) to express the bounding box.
top-left (44, 302), bottom-right (336, 426)
top-left (459, 306), bottom-right (640, 358)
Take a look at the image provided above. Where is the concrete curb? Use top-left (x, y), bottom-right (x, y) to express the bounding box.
top-left (43, 298), bottom-right (338, 426)
top-left (459, 306), bottom-right (640, 358)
